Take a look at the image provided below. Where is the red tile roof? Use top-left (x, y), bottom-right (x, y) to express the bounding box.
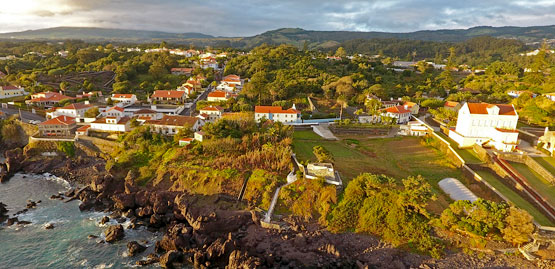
top-left (107, 106), bottom-right (125, 112)
top-left (383, 105), bottom-right (411, 114)
top-left (59, 103), bottom-right (92, 110)
top-left (466, 103), bottom-right (516, 116)
top-left (208, 91), bottom-right (227, 98)
top-left (222, 75), bottom-right (240, 83)
top-left (40, 115), bottom-right (75, 126)
top-left (255, 106), bottom-right (299, 114)
top-left (171, 67), bottom-right (193, 72)
top-left (444, 101), bottom-right (460, 108)
top-left (112, 93), bottom-right (134, 99)
top-left (151, 90), bottom-right (186, 99)
top-left (495, 128), bottom-right (519, 133)
top-left (29, 92), bottom-right (74, 103)
top-left (76, 125), bottom-right (90, 132)
top-left (1, 85), bottom-right (22, 90)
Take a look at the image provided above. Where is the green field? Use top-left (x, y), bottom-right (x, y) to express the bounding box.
top-left (292, 130), bottom-right (464, 212)
top-left (533, 157), bottom-right (555, 177)
top-left (509, 162), bottom-right (555, 207)
top-left (475, 169), bottom-right (554, 226)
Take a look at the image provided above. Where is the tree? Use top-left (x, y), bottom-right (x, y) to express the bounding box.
top-left (335, 47), bottom-right (347, 58)
top-left (501, 207), bottom-right (534, 245)
top-left (84, 107), bottom-right (99, 118)
top-left (159, 41), bottom-right (167, 49)
top-left (437, 70), bottom-right (454, 90)
top-left (447, 47), bottom-right (456, 68)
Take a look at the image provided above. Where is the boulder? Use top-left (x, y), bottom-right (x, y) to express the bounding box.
top-left (104, 224), bottom-right (125, 243)
top-left (158, 224), bottom-right (192, 252)
top-left (100, 216), bottom-right (110, 225)
top-left (134, 190), bottom-right (150, 208)
top-left (136, 253), bottom-right (160, 266)
top-left (112, 193), bottom-right (135, 210)
top-left (127, 241), bottom-right (147, 257)
top-left (159, 250), bottom-right (182, 269)
top-left (227, 250), bottom-right (264, 269)
top-left (6, 217), bottom-right (18, 226)
top-left (44, 223), bottom-right (55, 229)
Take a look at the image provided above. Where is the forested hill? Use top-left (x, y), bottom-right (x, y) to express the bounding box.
top-left (0, 27), bottom-right (214, 42)
top-left (0, 25), bottom-right (553, 47)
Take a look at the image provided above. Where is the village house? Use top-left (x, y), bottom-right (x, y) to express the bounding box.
top-left (26, 91), bottom-right (75, 107)
top-left (198, 106), bottom-right (224, 122)
top-left (254, 105), bottom-right (301, 123)
top-left (46, 103), bottom-right (94, 122)
top-left (215, 82), bottom-right (237, 93)
top-left (449, 102), bottom-right (519, 152)
top-left (179, 138), bottom-right (195, 146)
top-left (539, 128), bottom-right (555, 156)
top-left (207, 90), bottom-right (232, 102)
top-left (399, 121), bottom-right (428, 136)
top-left (171, 67), bottom-right (193, 76)
top-left (151, 90), bottom-right (187, 104)
top-left (90, 116), bottom-right (131, 133)
top-left (133, 108), bottom-right (160, 122)
top-left (183, 78), bottom-right (202, 91)
top-left (77, 91), bottom-right (102, 99)
top-left (381, 105), bottom-right (412, 124)
top-left (38, 115), bottom-right (76, 137)
top-left (145, 115), bottom-right (204, 135)
top-left (75, 125), bottom-right (90, 136)
top-left (221, 75), bottom-right (242, 88)
top-left (508, 90), bottom-right (536, 98)
top-left (111, 93), bottom-right (137, 107)
top-left (444, 101), bottom-right (462, 112)
top-left (403, 101), bottom-right (420, 115)
top-left (381, 100), bottom-right (403, 108)
top-left (0, 85), bottom-right (26, 99)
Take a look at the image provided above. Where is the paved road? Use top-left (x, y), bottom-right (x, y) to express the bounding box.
top-left (181, 85), bottom-right (213, 116)
top-left (0, 107), bottom-right (45, 123)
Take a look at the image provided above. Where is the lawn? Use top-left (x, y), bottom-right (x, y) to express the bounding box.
top-left (509, 162), bottom-right (555, 207)
top-left (476, 169), bottom-right (554, 226)
top-left (533, 157), bottom-right (555, 177)
top-left (292, 130), bottom-right (464, 213)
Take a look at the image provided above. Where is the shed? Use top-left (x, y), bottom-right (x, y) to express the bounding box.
top-left (438, 178), bottom-right (478, 202)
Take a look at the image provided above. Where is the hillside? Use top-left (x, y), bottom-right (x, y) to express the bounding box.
top-left (0, 25), bottom-right (553, 47)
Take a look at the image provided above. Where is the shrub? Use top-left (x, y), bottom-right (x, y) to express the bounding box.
top-left (56, 141), bottom-right (75, 157)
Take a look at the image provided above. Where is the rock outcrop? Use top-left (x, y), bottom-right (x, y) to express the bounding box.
top-left (127, 241), bottom-right (147, 257)
top-left (104, 224), bottom-right (125, 243)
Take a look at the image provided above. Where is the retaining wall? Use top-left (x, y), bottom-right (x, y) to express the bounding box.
top-left (497, 153), bottom-right (555, 185)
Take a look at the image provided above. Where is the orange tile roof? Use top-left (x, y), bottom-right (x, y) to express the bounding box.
top-left (59, 103), bottom-right (92, 110)
top-left (383, 105), bottom-right (411, 114)
top-left (30, 92), bottom-right (74, 102)
top-left (151, 90), bottom-right (186, 99)
top-left (208, 91), bottom-right (227, 98)
top-left (466, 103), bottom-right (516, 116)
top-left (1, 85), bottom-right (22, 90)
top-left (495, 128), bottom-right (518, 133)
top-left (444, 101), bottom-right (460, 108)
top-left (40, 115), bottom-right (75, 126)
top-left (76, 125), bottom-right (90, 132)
top-left (255, 106), bottom-right (299, 114)
top-left (222, 75), bottom-right (240, 82)
top-left (404, 101), bottom-right (417, 107)
top-left (107, 106), bottom-right (124, 112)
top-left (112, 93), bottom-right (134, 99)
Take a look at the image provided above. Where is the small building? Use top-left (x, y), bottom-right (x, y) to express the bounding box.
top-left (381, 105), bottom-right (412, 124)
top-left (133, 109), bottom-right (160, 122)
top-left (254, 105), bottom-right (301, 123)
top-left (222, 75), bottom-right (242, 88)
top-left (105, 106), bottom-right (125, 118)
top-left (76, 125), bottom-right (90, 136)
top-left (26, 91), bottom-right (75, 107)
top-left (111, 94), bottom-right (137, 107)
top-left (382, 100), bottom-right (403, 108)
top-left (399, 121), bottom-right (428, 136)
top-left (444, 101), bottom-right (462, 112)
top-left (194, 131), bottom-right (205, 142)
top-left (305, 163), bottom-right (342, 186)
top-left (539, 128), bottom-right (555, 156)
top-left (198, 106), bottom-right (223, 122)
top-left (145, 115), bottom-right (204, 135)
top-left (438, 178), bottom-right (478, 202)
top-left (178, 138), bottom-right (194, 146)
top-left (46, 103), bottom-right (94, 122)
top-left (90, 116), bottom-right (131, 133)
top-left (38, 115), bottom-right (76, 137)
top-left (170, 67), bottom-right (193, 76)
top-left (0, 85), bottom-right (26, 99)
top-left (449, 102), bottom-right (519, 152)
top-left (76, 91), bottom-right (102, 99)
top-left (151, 90), bottom-right (186, 104)
top-left (543, 93), bottom-right (555, 102)
top-left (207, 90), bottom-right (231, 102)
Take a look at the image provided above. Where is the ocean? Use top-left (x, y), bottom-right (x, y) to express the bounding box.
top-left (0, 173), bottom-right (162, 268)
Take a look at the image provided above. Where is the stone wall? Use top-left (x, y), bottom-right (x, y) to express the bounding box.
top-left (472, 144), bottom-right (490, 163)
top-left (497, 153), bottom-right (555, 185)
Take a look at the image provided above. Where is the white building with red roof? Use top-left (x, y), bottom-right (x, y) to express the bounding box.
top-left (207, 90), bottom-right (234, 102)
top-left (145, 115), bottom-right (204, 135)
top-left (171, 67), bottom-right (193, 76)
top-left (111, 93), bottom-right (137, 107)
top-left (449, 102), bottom-right (519, 152)
top-left (38, 115), bottom-right (76, 137)
top-left (0, 85), bottom-right (26, 99)
top-left (254, 105), bottom-right (301, 123)
top-left (198, 105), bottom-right (224, 122)
top-left (381, 105), bottom-right (412, 124)
top-left (26, 91), bottom-right (75, 107)
top-left (46, 103), bottom-right (94, 122)
top-left (151, 90), bottom-right (186, 104)
top-left (90, 116), bottom-right (131, 133)
top-left (222, 75), bottom-right (242, 87)
top-left (105, 106), bottom-right (125, 118)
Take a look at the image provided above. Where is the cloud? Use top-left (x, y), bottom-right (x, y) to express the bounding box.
top-left (0, 0), bottom-right (553, 36)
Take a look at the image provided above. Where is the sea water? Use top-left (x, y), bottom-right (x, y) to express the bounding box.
top-left (0, 173), bottom-right (162, 268)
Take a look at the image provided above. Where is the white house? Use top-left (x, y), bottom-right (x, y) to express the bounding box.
top-left (543, 93), bottom-right (555, 102)
top-left (449, 103), bottom-right (519, 152)
top-left (90, 116), bottom-right (131, 133)
top-left (111, 94), bottom-right (137, 107)
top-left (207, 90), bottom-right (232, 102)
top-left (254, 105), bottom-right (301, 123)
top-left (46, 103), bottom-right (94, 122)
top-left (145, 115), bottom-right (204, 135)
top-left (104, 106), bottom-right (125, 118)
top-left (198, 106), bottom-right (224, 122)
top-left (381, 105), bottom-right (412, 124)
top-left (26, 91), bottom-right (75, 107)
top-left (0, 85), bottom-right (26, 99)
top-left (221, 75), bottom-right (242, 88)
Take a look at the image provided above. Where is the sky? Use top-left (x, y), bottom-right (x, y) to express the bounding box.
top-left (0, 0), bottom-right (554, 36)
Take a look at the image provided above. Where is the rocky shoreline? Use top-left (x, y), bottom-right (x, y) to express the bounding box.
top-left (1, 147), bottom-right (553, 268)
